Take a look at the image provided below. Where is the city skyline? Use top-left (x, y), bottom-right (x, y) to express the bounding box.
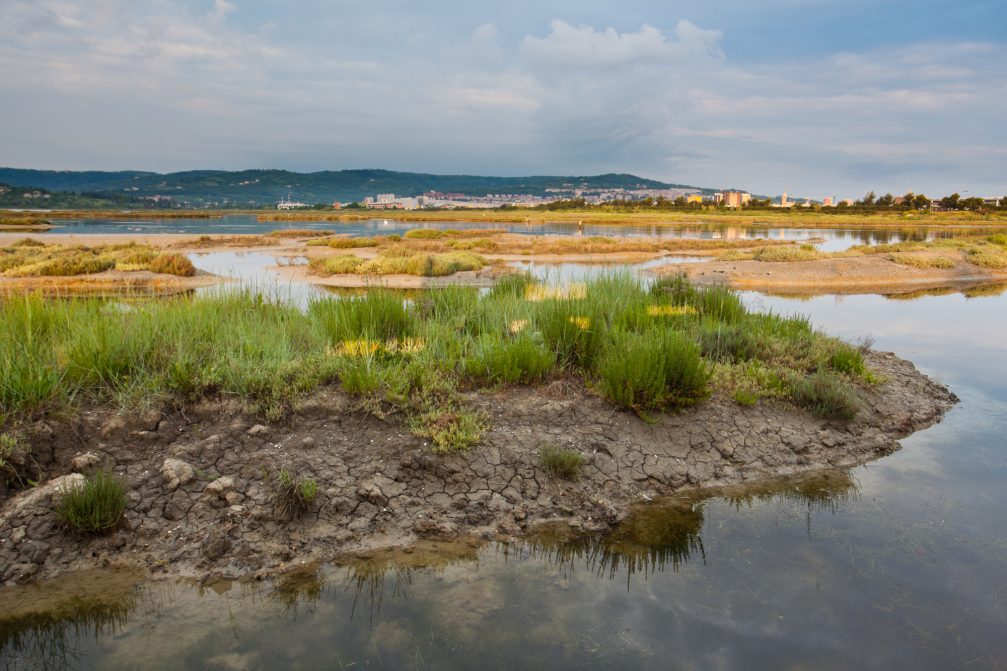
top-left (1, 0), bottom-right (1004, 199)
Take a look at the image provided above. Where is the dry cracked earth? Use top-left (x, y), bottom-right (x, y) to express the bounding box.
top-left (0, 350), bottom-right (957, 586)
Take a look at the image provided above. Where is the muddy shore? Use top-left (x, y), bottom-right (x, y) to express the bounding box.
top-left (657, 254), bottom-right (1007, 295)
top-left (0, 350), bottom-right (956, 586)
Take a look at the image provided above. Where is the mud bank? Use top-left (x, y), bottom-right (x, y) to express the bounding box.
top-left (658, 254), bottom-right (1007, 295)
top-left (0, 270), bottom-right (227, 296)
top-left (0, 351), bottom-right (956, 586)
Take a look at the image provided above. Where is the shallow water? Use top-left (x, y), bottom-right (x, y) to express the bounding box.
top-left (6, 218), bottom-right (1007, 668)
top-left (3, 288), bottom-right (1006, 669)
top-left (43, 214), bottom-right (993, 251)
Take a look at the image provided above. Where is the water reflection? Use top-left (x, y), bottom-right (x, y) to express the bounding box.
top-left (0, 471), bottom-right (865, 670)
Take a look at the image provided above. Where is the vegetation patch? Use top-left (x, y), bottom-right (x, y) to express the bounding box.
top-left (539, 443), bottom-right (585, 480)
top-left (888, 253), bottom-right (955, 269)
top-left (753, 244), bottom-right (822, 262)
top-left (55, 470), bottom-right (126, 533)
top-left (148, 253), bottom-right (196, 277)
top-left (791, 371), bottom-right (860, 420)
top-left (275, 469), bottom-right (318, 517)
top-left (0, 276), bottom-right (877, 453)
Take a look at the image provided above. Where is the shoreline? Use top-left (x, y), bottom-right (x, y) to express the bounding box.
top-left (656, 253), bottom-right (1007, 295)
top-left (0, 350), bottom-right (956, 586)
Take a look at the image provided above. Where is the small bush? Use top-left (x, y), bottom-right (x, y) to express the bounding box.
top-left (791, 371), bottom-right (859, 419)
top-left (539, 443), bottom-right (584, 480)
top-left (412, 407), bottom-right (484, 453)
top-left (56, 470), bottom-right (126, 533)
top-left (966, 246), bottom-right (1007, 269)
top-left (465, 333), bottom-right (555, 384)
top-left (276, 469), bottom-right (318, 517)
top-left (596, 331), bottom-right (708, 411)
top-left (661, 333), bottom-right (711, 403)
top-left (149, 253), bottom-right (196, 277)
top-left (830, 345), bottom-right (868, 377)
top-left (733, 388), bottom-right (759, 406)
top-left (307, 255), bottom-right (364, 276)
top-left (311, 292), bottom-right (413, 342)
top-left (403, 228), bottom-right (444, 240)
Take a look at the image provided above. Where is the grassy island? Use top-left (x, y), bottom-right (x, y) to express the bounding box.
top-left (1, 275), bottom-right (875, 453)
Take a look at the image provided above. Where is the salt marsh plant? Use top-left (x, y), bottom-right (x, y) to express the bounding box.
top-left (539, 443), bottom-right (585, 480)
top-left (0, 274), bottom-right (873, 453)
top-left (56, 470), bottom-right (126, 533)
top-left (276, 469), bottom-right (318, 517)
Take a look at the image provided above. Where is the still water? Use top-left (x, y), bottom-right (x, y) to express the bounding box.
top-left (44, 214), bottom-right (995, 252)
top-left (4, 222), bottom-right (1007, 669)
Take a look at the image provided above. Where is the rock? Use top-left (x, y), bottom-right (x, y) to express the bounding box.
top-left (6, 474), bottom-right (84, 519)
top-left (201, 533), bottom-right (232, 561)
top-left (357, 482), bottom-right (387, 506)
top-left (161, 458), bottom-right (194, 491)
top-left (246, 424), bottom-right (270, 436)
top-left (300, 436), bottom-right (316, 448)
top-left (71, 452), bottom-right (102, 472)
top-left (99, 417), bottom-right (126, 438)
top-left (205, 476), bottom-right (235, 499)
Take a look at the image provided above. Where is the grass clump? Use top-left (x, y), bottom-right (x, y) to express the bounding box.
top-left (148, 253), bottom-right (196, 277)
top-left (276, 469), bottom-right (318, 517)
top-left (966, 245), bottom-right (1007, 269)
top-left (465, 333), bottom-right (555, 384)
top-left (791, 371), bottom-right (859, 419)
top-left (308, 255), bottom-right (365, 275)
top-left (596, 331), bottom-right (709, 412)
top-left (56, 470), bottom-right (126, 533)
top-left (306, 236), bottom-right (380, 249)
top-left (889, 253), bottom-right (955, 269)
top-left (539, 443), bottom-right (584, 480)
top-left (733, 388), bottom-right (759, 406)
top-left (753, 244), bottom-right (822, 262)
top-left (829, 344), bottom-right (868, 377)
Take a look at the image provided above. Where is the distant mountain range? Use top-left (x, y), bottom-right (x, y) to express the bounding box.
top-left (0, 167), bottom-right (720, 208)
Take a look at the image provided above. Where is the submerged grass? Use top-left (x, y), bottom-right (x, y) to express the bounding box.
top-left (0, 274), bottom-right (872, 452)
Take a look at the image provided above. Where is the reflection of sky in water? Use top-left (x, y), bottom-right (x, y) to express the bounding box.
top-left (5, 239), bottom-right (1007, 669)
top-left (43, 214), bottom-right (996, 251)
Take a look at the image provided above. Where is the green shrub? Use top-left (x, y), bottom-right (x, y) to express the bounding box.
top-left (465, 333), bottom-right (555, 384)
top-left (411, 406), bottom-right (485, 453)
top-left (539, 443), bottom-right (584, 480)
top-left (308, 237), bottom-right (379, 249)
top-left (652, 275), bottom-right (746, 323)
top-left (597, 333), bottom-right (668, 410)
top-left (830, 345), bottom-right (867, 376)
top-left (661, 333), bottom-right (711, 403)
top-left (56, 470), bottom-right (126, 533)
top-left (149, 253), bottom-right (196, 277)
top-left (733, 388), bottom-right (759, 406)
top-left (791, 371), bottom-right (859, 419)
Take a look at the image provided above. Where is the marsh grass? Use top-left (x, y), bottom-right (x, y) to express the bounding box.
top-left (539, 443), bottom-right (584, 480)
top-left (56, 470), bottom-right (126, 533)
top-left (1, 274), bottom-right (871, 451)
top-left (753, 244), bottom-right (822, 262)
top-left (888, 253), bottom-right (955, 269)
top-left (276, 469), bottom-right (318, 517)
top-left (791, 371), bottom-right (860, 419)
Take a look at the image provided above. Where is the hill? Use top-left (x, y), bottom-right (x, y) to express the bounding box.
top-left (0, 168), bottom-right (714, 208)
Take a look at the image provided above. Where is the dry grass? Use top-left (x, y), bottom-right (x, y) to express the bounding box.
top-left (307, 250), bottom-right (487, 277)
top-left (172, 235), bottom-right (277, 249)
top-left (148, 253), bottom-right (196, 277)
top-left (888, 253), bottom-right (955, 269)
top-left (0, 241), bottom-right (198, 277)
top-left (266, 229), bottom-right (334, 238)
top-left (966, 245), bottom-right (1007, 269)
top-left (752, 244), bottom-right (822, 262)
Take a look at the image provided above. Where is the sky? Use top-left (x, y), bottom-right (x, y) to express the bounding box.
top-left (1, 0), bottom-right (1005, 199)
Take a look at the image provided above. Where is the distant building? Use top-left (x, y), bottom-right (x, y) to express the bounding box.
top-left (277, 194), bottom-right (309, 210)
top-left (686, 194), bottom-right (703, 204)
top-left (331, 201), bottom-right (342, 209)
top-left (722, 191), bottom-right (750, 208)
top-left (823, 196), bottom-right (834, 206)
top-left (713, 192), bottom-right (724, 205)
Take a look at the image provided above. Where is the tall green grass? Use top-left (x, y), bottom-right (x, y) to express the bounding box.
top-left (0, 274), bottom-right (869, 448)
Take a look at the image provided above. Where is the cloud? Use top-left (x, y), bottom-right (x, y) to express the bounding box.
top-left (520, 19), bottom-right (723, 67)
top-left (0, 2), bottom-right (1003, 198)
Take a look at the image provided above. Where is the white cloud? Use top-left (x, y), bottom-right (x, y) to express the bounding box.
top-left (520, 19), bottom-right (723, 67)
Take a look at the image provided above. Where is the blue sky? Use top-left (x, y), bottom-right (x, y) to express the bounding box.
top-left (1, 0), bottom-right (1004, 198)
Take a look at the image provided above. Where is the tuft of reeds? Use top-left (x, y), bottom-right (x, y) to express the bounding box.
top-left (539, 443), bottom-right (584, 480)
top-left (56, 470), bottom-right (126, 533)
